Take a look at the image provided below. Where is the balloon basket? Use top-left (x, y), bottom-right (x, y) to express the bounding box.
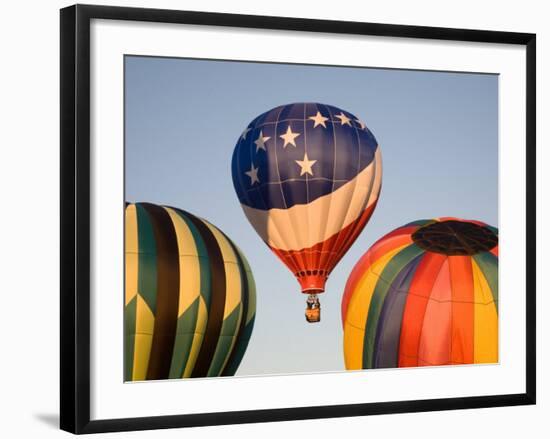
top-left (305, 294), bottom-right (321, 323)
top-left (305, 307), bottom-right (320, 323)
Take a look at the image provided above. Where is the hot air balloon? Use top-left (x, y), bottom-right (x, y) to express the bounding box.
top-left (125, 202), bottom-right (256, 381)
top-left (342, 218), bottom-right (498, 369)
top-left (231, 103), bottom-right (381, 323)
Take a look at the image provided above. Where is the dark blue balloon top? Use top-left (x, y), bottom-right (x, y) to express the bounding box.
top-left (231, 102), bottom-right (378, 211)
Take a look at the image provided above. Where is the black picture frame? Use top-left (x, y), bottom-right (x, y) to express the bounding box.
top-left (60, 4), bottom-right (536, 434)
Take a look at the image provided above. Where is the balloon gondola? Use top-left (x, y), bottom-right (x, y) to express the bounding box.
top-left (231, 103), bottom-right (382, 322)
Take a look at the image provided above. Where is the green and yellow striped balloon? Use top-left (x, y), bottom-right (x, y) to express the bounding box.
top-left (125, 202), bottom-right (256, 381)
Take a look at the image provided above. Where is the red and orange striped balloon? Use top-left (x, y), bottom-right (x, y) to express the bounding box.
top-left (342, 218), bottom-right (498, 369)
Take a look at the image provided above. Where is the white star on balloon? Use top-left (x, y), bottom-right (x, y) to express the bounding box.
top-left (295, 153), bottom-right (317, 176)
top-left (279, 125), bottom-right (301, 148)
top-left (254, 130), bottom-right (271, 152)
top-left (308, 111), bottom-right (329, 128)
top-left (355, 119), bottom-right (366, 130)
top-left (245, 164), bottom-right (260, 185)
top-left (335, 112), bottom-right (352, 126)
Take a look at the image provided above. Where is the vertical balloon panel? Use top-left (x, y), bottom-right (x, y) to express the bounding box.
top-left (124, 202), bottom-right (256, 381)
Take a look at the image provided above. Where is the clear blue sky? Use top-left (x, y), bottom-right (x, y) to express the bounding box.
top-left (125, 56), bottom-right (498, 376)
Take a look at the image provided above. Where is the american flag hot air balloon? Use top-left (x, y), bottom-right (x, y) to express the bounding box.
top-left (231, 103), bottom-right (382, 323)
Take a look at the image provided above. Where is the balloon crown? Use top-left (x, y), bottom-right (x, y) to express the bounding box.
top-left (412, 220), bottom-right (497, 256)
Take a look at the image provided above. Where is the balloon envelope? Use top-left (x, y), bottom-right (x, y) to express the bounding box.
top-left (125, 202), bottom-right (256, 380)
top-left (231, 102), bottom-right (382, 295)
top-left (342, 218), bottom-right (498, 369)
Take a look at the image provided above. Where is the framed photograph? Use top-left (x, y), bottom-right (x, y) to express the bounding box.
top-left (60, 4), bottom-right (536, 434)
